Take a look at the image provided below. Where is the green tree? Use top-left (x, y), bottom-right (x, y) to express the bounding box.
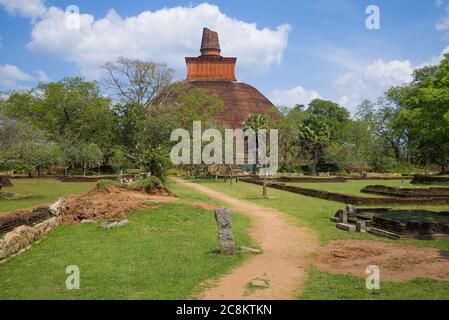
top-left (0, 112), bottom-right (62, 175)
top-left (307, 98), bottom-right (350, 141)
top-left (244, 114), bottom-right (268, 174)
top-left (296, 116), bottom-right (330, 175)
top-left (397, 54), bottom-right (449, 172)
top-left (4, 77), bottom-right (114, 165)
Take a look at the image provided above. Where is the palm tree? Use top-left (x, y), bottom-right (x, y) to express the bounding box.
top-left (244, 114), bottom-right (268, 174)
top-left (244, 114), bottom-right (269, 198)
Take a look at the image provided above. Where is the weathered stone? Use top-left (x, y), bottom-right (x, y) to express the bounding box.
top-left (49, 198), bottom-right (65, 216)
top-left (356, 220), bottom-right (367, 233)
top-left (330, 216), bottom-right (339, 223)
top-left (250, 279), bottom-right (269, 288)
top-left (240, 246), bottom-right (261, 254)
top-left (337, 209), bottom-right (348, 223)
top-left (346, 205), bottom-right (356, 216)
top-left (80, 219), bottom-right (95, 224)
top-left (214, 208), bottom-right (235, 255)
top-left (0, 192), bottom-right (15, 199)
top-left (101, 219), bottom-right (129, 229)
top-left (368, 227), bottom-right (400, 240)
top-left (0, 217), bottom-right (59, 261)
top-left (336, 223), bottom-right (356, 232)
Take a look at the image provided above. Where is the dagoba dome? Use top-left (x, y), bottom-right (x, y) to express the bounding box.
top-left (185, 27), bottom-right (279, 128)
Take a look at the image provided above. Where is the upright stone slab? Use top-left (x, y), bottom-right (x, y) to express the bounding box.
top-left (338, 209), bottom-right (348, 223)
top-left (214, 208), bottom-right (235, 255)
top-left (346, 205), bottom-right (356, 216)
top-left (356, 220), bottom-right (367, 233)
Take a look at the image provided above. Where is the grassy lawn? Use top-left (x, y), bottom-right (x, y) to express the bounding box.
top-left (283, 179), bottom-right (449, 198)
top-left (0, 180), bottom-right (252, 299)
top-left (0, 179), bottom-right (96, 214)
top-left (191, 178), bottom-right (449, 300)
top-left (302, 268), bottom-right (449, 300)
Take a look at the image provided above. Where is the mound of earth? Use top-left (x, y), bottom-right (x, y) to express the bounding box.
top-left (60, 185), bottom-right (176, 225)
top-left (130, 183), bottom-right (170, 196)
top-left (316, 240), bottom-right (449, 282)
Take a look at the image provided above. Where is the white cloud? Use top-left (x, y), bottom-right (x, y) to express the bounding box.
top-left (0, 0), bottom-right (46, 19)
top-left (268, 86), bottom-right (321, 107)
top-left (0, 64), bottom-right (33, 81)
top-left (0, 64), bottom-right (33, 90)
top-left (0, 64), bottom-right (50, 90)
top-left (33, 69), bottom-right (50, 82)
top-left (334, 59), bottom-right (414, 112)
top-left (436, 2), bottom-right (449, 31)
top-left (420, 46), bottom-right (449, 66)
top-left (27, 3), bottom-right (291, 79)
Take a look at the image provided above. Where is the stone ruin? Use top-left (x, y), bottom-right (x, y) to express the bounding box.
top-left (331, 206), bottom-right (449, 240)
top-left (214, 208), bottom-right (235, 255)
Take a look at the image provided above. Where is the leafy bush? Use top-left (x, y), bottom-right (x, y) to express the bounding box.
top-left (96, 179), bottom-right (122, 191)
top-left (140, 149), bottom-right (170, 182)
top-left (127, 176), bottom-right (164, 190)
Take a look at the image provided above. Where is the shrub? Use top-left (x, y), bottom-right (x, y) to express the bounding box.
top-left (140, 149), bottom-right (170, 182)
top-left (96, 179), bottom-right (122, 191)
top-left (127, 176), bottom-right (169, 195)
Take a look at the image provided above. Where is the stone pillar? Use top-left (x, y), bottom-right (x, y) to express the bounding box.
top-left (214, 208), bottom-right (235, 255)
top-left (346, 205), bottom-right (356, 216)
top-left (338, 209), bottom-right (348, 223)
top-left (356, 220), bottom-right (367, 233)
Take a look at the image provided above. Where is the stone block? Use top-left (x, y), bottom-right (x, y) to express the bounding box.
top-left (336, 223), bottom-right (356, 232)
top-left (214, 208), bottom-right (235, 255)
top-left (356, 220), bottom-right (367, 233)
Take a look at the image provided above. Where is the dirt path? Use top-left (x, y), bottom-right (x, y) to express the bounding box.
top-left (172, 178), bottom-right (318, 300)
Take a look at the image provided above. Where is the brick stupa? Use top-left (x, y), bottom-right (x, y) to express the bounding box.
top-left (185, 27), bottom-right (278, 128)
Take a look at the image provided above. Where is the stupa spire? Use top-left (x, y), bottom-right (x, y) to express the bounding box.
top-left (185, 27), bottom-right (236, 81)
top-left (200, 27), bottom-right (221, 56)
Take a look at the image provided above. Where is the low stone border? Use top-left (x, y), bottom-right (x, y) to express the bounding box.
top-left (331, 206), bottom-right (449, 240)
top-left (272, 177), bottom-right (347, 183)
top-left (240, 178), bottom-right (449, 205)
top-left (361, 185), bottom-right (449, 198)
top-left (0, 199), bottom-right (65, 261)
top-left (56, 175), bottom-right (134, 183)
top-left (411, 175), bottom-right (449, 185)
top-left (0, 216), bottom-right (61, 261)
top-left (0, 207), bottom-right (52, 235)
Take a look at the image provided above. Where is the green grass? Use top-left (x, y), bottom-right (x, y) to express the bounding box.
top-left (0, 180), bottom-right (252, 300)
top-left (284, 179), bottom-right (449, 198)
top-left (302, 268), bottom-right (449, 300)
top-left (191, 178), bottom-right (449, 300)
top-left (194, 179), bottom-right (449, 248)
top-left (0, 179), bottom-right (96, 214)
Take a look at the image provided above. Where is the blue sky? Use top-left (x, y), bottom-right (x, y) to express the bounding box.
top-left (0, 0), bottom-right (448, 112)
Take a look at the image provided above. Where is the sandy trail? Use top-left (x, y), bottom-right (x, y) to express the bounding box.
top-left (172, 178), bottom-right (318, 300)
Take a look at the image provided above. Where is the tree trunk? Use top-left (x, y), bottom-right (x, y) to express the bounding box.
top-left (311, 162), bottom-right (317, 176)
top-left (262, 175), bottom-right (268, 198)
